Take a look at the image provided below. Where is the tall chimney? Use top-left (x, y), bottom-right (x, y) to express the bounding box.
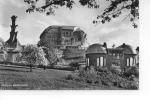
top-left (136, 46), bottom-right (139, 53)
top-left (103, 42), bottom-right (107, 48)
top-left (122, 43), bottom-right (126, 47)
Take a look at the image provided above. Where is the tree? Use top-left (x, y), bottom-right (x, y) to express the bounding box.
top-left (37, 40), bottom-right (63, 67)
top-left (0, 37), bottom-right (6, 51)
top-left (0, 37), bottom-right (7, 61)
top-left (22, 44), bottom-right (48, 72)
top-left (24, 0), bottom-right (139, 28)
top-left (93, 0), bottom-right (139, 28)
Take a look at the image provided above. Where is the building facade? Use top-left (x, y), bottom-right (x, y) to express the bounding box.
top-left (40, 26), bottom-right (87, 49)
top-left (86, 43), bottom-right (138, 69)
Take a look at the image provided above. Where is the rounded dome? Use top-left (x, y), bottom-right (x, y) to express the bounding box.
top-left (118, 44), bottom-right (136, 54)
top-left (86, 43), bottom-right (107, 54)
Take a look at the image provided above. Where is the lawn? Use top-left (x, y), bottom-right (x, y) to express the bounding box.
top-left (0, 65), bottom-right (119, 90)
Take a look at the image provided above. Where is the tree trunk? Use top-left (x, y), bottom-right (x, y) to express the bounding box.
top-left (51, 63), bottom-right (54, 68)
top-left (44, 66), bottom-right (46, 70)
top-left (30, 63), bottom-right (32, 72)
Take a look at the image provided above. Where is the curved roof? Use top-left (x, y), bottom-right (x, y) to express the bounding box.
top-left (40, 25), bottom-right (77, 38)
top-left (118, 43), bottom-right (136, 54)
top-left (86, 43), bottom-right (107, 54)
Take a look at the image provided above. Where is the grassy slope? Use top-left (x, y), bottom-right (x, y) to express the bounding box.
top-left (0, 65), bottom-right (119, 90)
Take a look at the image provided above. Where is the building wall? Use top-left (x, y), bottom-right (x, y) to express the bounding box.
top-left (86, 53), bottom-right (136, 68)
top-left (86, 53), bottom-right (107, 67)
top-left (6, 52), bottom-right (20, 63)
top-left (107, 54), bottom-right (125, 69)
top-left (124, 54), bottom-right (136, 68)
top-left (0, 52), bottom-right (7, 61)
top-left (45, 28), bottom-right (60, 45)
top-left (135, 53), bottom-right (139, 65)
top-left (40, 26), bottom-right (86, 49)
top-left (61, 29), bottom-right (75, 45)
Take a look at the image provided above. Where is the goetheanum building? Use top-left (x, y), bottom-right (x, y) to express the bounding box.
top-left (40, 25), bottom-right (87, 49)
top-left (86, 43), bottom-right (138, 69)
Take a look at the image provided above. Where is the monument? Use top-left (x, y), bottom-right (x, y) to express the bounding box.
top-left (5, 15), bottom-right (22, 62)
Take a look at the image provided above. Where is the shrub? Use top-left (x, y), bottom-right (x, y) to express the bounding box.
top-left (66, 74), bottom-right (73, 80)
top-left (66, 65), bottom-right (139, 89)
top-left (109, 67), bottom-right (121, 75)
top-left (95, 66), bottom-right (108, 73)
top-left (69, 62), bottom-right (80, 70)
top-left (0, 61), bottom-right (13, 65)
top-left (122, 67), bottom-right (139, 78)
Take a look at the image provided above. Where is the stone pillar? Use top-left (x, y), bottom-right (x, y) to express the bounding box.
top-left (6, 15), bottom-right (18, 45)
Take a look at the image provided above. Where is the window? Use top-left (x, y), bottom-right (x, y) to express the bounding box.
top-left (97, 58), bottom-right (100, 66)
top-left (87, 58), bottom-right (89, 66)
top-left (127, 58), bottom-right (129, 66)
top-left (134, 58), bottom-right (136, 65)
top-left (117, 54), bottom-right (120, 59)
top-left (130, 57), bottom-right (133, 66)
top-left (100, 57), bottom-right (104, 66)
top-left (104, 58), bottom-right (106, 66)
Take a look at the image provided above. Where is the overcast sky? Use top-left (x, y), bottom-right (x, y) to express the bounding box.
top-left (0, 0), bottom-right (139, 49)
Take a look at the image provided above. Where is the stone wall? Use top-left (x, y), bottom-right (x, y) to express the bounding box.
top-left (0, 52), bottom-right (7, 61)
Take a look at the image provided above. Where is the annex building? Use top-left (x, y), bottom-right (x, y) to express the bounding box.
top-left (86, 43), bottom-right (139, 68)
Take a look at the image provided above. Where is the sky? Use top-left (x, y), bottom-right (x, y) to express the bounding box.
top-left (0, 0), bottom-right (139, 49)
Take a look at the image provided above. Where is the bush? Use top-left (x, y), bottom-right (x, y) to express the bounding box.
top-left (109, 67), bottom-right (121, 75)
top-left (66, 66), bottom-right (139, 89)
top-left (122, 67), bottom-right (139, 78)
top-left (95, 66), bottom-right (108, 73)
top-left (66, 74), bottom-right (73, 80)
top-left (69, 62), bottom-right (80, 70)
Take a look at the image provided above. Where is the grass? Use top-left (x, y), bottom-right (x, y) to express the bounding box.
top-left (0, 65), bottom-right (120, 90)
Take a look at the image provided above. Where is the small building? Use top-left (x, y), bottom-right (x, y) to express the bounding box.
top-left (86, 44), bottom-right (107, 67)
top-left (85, 43), bottom-right (137, 69)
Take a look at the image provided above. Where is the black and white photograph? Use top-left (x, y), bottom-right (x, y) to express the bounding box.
top-left (0, 0), bottom-right (139, 90)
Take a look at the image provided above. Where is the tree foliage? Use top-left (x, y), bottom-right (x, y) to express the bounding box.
top-left (37, 40), bottom-right (63, 66)
top-left (22, 44), bottom-right (48, 71)
top-left (69, 62), bottom-right (80, 70)
top-left (93, 0), bottom-right (139, 28)
top-left (0, 37), bottom-right (6, 51)
top-left (24, 0), bottom-right (139, 28)
top-left (0, 37), bottom-right (7, 61)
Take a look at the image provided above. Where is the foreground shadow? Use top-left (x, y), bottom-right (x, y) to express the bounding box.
top-left (0, 68), bottom-right (30, 72)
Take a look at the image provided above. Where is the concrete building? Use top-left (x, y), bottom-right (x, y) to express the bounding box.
top-left (40, 25), bottom-right (87, 49)
top-left (86, 43), bottom-right (138, 69)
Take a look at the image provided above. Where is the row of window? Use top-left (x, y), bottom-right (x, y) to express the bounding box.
top-left (66, 46), bottom-right (78, 49)
top-left (109, 53), bottom-right (123, 56)
top-left (86, 57), bottom-right (106, 67)
top-left (48, 32), bottom-right (56, 37)
top-left (126, 57), bottom-right (136, 66)
top-left (65, 40), bottom-right (71, 42)
top-left (86, 57), bottom-right (135, 67)
top-left (49, 38), bottom-right (56, 41)
top-left (63, 32), bottom-right (72, 37)
top-left (97, 57), bottom-right (107, 67)
top-left (65, 43), bottom-right (71, 45)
